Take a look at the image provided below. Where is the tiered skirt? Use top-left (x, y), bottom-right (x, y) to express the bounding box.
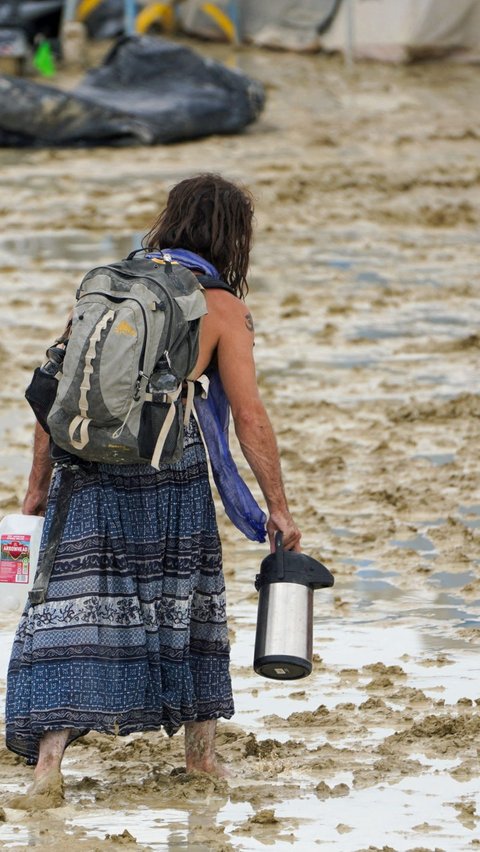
top-left (6, 419), bottom-right (234, 761)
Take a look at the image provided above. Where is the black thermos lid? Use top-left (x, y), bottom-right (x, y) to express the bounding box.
top-left (255, 531), bottom-right (334, 591)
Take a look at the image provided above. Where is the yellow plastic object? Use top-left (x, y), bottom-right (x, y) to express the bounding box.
top-left (136, 2), bottom-right (176, 34)
top-left (76, 0), bottom-right (104, 22)
top-left (201, 2), bottom-right (237, 44)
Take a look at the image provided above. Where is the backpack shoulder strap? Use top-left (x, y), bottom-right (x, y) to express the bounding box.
top-left (196, 274), bottom-right (238, 296)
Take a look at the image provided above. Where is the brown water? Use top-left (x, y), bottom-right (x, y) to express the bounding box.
top-left (0, 39), bottom-right (479, 851)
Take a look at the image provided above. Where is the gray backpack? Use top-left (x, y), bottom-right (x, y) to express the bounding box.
top-left (47, 252), bottom-right (207, 468)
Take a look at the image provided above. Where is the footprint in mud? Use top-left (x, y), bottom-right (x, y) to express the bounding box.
top-left (168, 768), bottom-right (229, 798)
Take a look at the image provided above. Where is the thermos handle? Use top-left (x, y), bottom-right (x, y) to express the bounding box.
top-left (275, 530), bottom-right (285, 581)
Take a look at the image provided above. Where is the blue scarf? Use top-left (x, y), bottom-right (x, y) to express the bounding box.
top-left (147, 248), bottom-right (267, 543)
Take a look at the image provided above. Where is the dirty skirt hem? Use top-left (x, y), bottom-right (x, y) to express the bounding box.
top-left (8, 706), bottom-right (235, 763)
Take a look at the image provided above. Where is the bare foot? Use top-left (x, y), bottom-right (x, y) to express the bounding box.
top-left (6, 769), bottom-right (64, 810)
top-left (203, 759), bottom-right (232, 780)
top-left (185, 756), bottom-right (233, 779)
top-left (184, 719), bottom-right (232, 779)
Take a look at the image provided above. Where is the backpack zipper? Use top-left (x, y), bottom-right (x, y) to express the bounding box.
top-left (123, 267), bottom-right (176, 355)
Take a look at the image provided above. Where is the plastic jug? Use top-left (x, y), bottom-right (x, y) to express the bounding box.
top-left (0, 514), bottom-right (44, 612)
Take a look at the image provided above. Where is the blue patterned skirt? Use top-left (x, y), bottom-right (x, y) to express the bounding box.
top-left (6, 419), bottom-right (234, 761)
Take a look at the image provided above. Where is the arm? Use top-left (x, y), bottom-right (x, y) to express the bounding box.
top-left (23, 418), bottom-right (53, 517)
top-left (213, 295), bottom-right (301, 552)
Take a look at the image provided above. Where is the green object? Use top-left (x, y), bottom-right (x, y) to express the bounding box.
top-left (33, 41), bottom-right (56, 77)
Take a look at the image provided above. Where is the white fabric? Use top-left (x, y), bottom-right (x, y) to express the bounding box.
top-left (183, 380), bottom-right (195, 427)
top-left (320, 0), bottom-right (480, 61)
top-left (178, 0), bottom-right (338, 44)
top-left (175, 0), bottom-right (480, 58)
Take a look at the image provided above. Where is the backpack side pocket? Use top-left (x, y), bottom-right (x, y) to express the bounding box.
top-left (25, 367), bottom-right (59, 434)
top-left (138, 398), bottom-right (184, 466)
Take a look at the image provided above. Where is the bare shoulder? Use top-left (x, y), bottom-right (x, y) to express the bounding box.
top-left (194, 290), bottom-right (253, 377)
top-left (208, 290), bottom-right (259, 407)
top-left (204, 289), bottom-right (254, 333)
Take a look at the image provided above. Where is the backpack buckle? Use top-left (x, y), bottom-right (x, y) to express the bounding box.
top-left (133, 371), bottom-right (148, 401)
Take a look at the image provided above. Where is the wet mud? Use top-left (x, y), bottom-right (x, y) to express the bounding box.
top-left (0, 38), bottom-right (479, 851)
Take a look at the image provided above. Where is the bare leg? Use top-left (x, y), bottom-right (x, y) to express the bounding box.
top-left (7, 729), bottom-right (70, 809)
top-left (184, 720), bottom-right (229, 778)
top-left (34, 729), bottom-right (70, 782)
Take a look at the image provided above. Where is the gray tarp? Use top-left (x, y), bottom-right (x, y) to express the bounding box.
top-left (0, 0), bottom-right (123, 40)
top-left (0, 2), bottom-right (61, 25)
top-left (0, 35), bottom-right (265, 147)
top-left (179, 0), bottom-right (341, 51)
top-left (0, 0), bottom-right (62, 43)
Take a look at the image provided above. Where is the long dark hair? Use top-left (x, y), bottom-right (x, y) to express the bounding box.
top-left (142, 173), bottom-right (254, 299)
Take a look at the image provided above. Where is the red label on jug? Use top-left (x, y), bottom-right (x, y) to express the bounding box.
top-left (0, 534), bottom-right (31, 584)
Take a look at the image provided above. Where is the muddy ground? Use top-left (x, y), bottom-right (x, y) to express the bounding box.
top-left (0, 36), bottom-right (479, 851)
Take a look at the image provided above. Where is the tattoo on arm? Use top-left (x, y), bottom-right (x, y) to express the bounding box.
top-left (245, 313), bottom-right (254, 332)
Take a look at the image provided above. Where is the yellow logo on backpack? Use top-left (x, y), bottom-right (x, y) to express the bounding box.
top-left (115, 320), bottom-right (136, 338)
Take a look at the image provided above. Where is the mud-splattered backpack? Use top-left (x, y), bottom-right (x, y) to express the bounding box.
top-left (30, 251), bottom-right (208, 468)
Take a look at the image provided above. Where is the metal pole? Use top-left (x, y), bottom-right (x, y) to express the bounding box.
top-left (344, 0), bottom-right (355, 68)
top-left (124, 0), bottom-right (136, 35)
top-left (62, 0), bottom-right (78, 24)
top-left (228, 0), bottom-right (240, 45)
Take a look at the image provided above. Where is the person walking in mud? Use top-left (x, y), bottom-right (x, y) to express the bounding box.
top-left (6, 173), bottom-right (301, 805)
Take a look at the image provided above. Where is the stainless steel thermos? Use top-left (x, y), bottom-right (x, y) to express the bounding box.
top-left (253, 532), bottom-right (334, 680)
